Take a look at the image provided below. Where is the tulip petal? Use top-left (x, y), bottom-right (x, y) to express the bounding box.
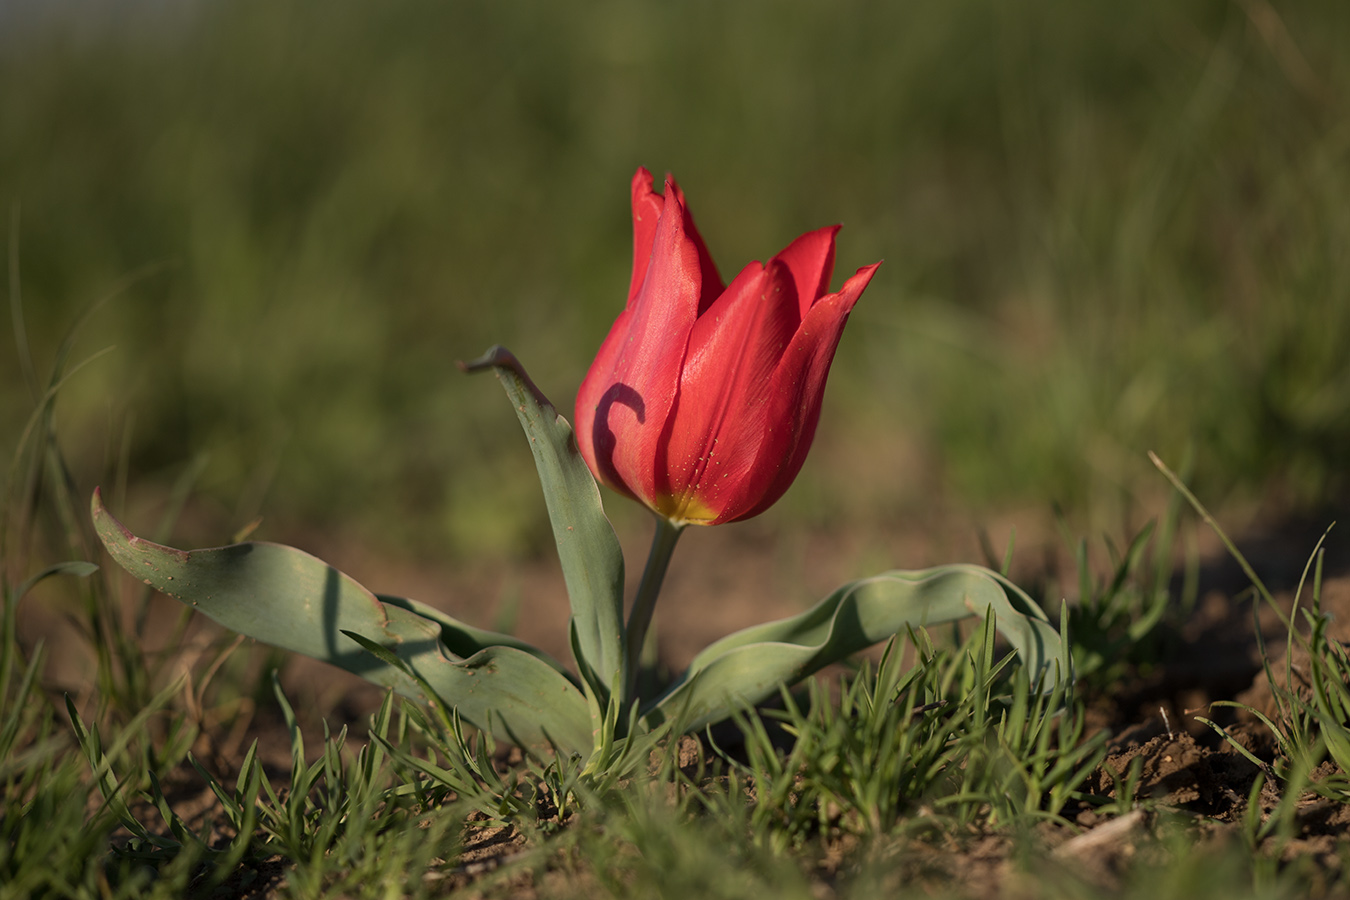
top-left (659, 258), bottom-right (801, 523)
top-left (628, 169), bottom-right (724, 311)
top-left (627, 168), bottom-right (664, 306)
top-left (574, 309), bottom-right (638, 497)
top-left (732, 261), bottom-right (881, 522)
top-left (773, 225), bottom-right (840, 319)
top-left (578, 179), bottom-right (707, 507)
top-left (672, 184), bottom-right (726, 314)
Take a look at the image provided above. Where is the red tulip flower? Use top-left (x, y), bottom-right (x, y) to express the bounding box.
top-left (575, 168), bottom-right (880, 526)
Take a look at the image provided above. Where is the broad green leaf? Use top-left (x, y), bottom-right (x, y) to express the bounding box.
top-left (646, 564), bottom-right (1066, 731)
top-left (91, 489), bottom-right (592, 753)
top-left (463, 346), bottom-right (626, 701)
top-left (376, 593), bottom-right (563, 665)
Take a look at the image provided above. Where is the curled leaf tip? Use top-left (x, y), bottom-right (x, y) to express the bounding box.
top-left (458, 345), bottom-right (515, 374)
top-left (462, 345), bottom-right (555, 414)
top-left (90, 487), bottom-right (118, 527)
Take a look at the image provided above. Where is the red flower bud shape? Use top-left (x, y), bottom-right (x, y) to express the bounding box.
top-left (575, 167), bottom-right (881, 526)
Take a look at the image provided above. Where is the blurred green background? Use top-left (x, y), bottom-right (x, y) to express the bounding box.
top-left (3, 0), bottom-right (1348, 560)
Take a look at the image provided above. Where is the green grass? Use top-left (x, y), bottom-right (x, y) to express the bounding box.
top-left (9, 547), bottom-right (1344, 899)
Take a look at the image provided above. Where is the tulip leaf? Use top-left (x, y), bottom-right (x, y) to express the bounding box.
top-left (645, 564), bottom-right (1066, 731)
top-left (462, 346), bottom-right (627, 703)
top-left (90, 489), bottom-right (593, 753)
top-left (374, 592), bottom-right (565, 667)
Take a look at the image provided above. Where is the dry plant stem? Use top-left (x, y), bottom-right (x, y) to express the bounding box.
top-left (625, 516), bottom-right (684, 701)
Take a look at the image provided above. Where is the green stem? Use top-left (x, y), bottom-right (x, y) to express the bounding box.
top-left (624, 516), bottom-right (684, 704)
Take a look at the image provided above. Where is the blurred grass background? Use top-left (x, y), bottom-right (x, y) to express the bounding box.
top-left (2, 0), bottom-right (1348, 561)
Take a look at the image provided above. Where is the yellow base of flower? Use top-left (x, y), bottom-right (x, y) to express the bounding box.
top-left (652, 494), bottom-right (717, 527)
